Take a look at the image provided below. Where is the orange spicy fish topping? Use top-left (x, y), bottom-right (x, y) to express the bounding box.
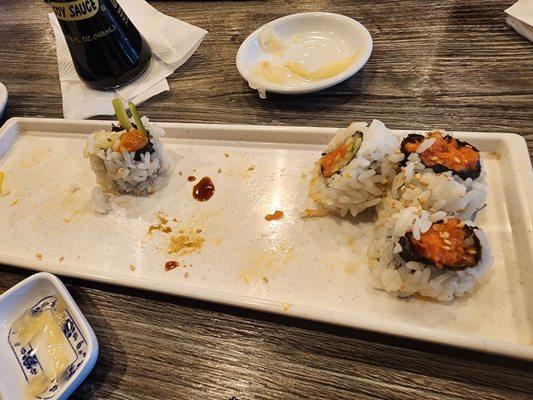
top-left (118, 129), bottom-right (149, 153)
top-left (409, 218), bottom-right (479, 269)
top-left (320, 143), bottom-right (352, 178)
top-left (404, 131), bottom-right (480, 175)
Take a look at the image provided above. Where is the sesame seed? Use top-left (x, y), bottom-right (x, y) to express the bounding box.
top-left (444, 239), bottom-right (452, 245)
top-left (431, 156), bottom-right (439, 161)
top-left (442, 245), bottom-right (451, 250)
top-left (417, 197), bottom-right (425, 204)
top-left (415, 173), bottom-right (422, 179)
top-left (457, 208), bottom-right (465, 213)
top-left (408, 183), bottom-right (416, 190)
top-left (454, 157), bottom-right (461, 163)
top-left (460, 192), bottom-right (465, 198)
top-left (467, 249), bottom-right (477, 254)
top-left (439, 232), bottom-right (450, 239)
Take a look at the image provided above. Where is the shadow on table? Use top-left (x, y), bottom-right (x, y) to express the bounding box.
top-left (1, 251), bottom-right (531, 398)
top-left (70, 278), bottom-right (532, 393)
top-left (243, 66), bottom-right (376, 116)
top-left (66, 285), bottom-right (128, 399)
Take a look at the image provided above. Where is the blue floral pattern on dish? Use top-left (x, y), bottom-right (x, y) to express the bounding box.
top-left (8, 296), bottom-right (88, 399)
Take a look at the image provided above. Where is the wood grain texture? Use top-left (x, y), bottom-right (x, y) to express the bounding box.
top-left (0, 1), bottom-right (532, 399)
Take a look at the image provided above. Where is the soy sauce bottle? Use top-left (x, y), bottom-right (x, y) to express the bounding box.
top-left (49, 0), bottom-right (152, 90)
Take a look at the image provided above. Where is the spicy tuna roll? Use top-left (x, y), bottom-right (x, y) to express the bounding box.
top-left (400, 131), bottom-right (481, 180)
top-left (388, 130), bottom-right (487, 221)
top-left (308, 120), bottom-right (403, 217)
top-left (368, 202), bottom-right (492, 302)
top-left (84, 99), bottom-right (170, 196)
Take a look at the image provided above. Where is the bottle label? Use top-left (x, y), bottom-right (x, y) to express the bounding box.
top-left (51, 0), bottom-right (100, 21)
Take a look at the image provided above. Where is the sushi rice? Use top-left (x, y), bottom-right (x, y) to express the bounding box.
top-left (84, 116), bottom-right (170, 199)
top-left (366, 130), bottom-right (490, 301)
top-left (308, 120), bottom-right (403, 217)
top-left (368, 196), bottom-right (492, 301)
top-left (389, 151), bottom-right (487, 221)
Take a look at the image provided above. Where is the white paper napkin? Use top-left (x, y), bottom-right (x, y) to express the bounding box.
top-left (48, 0), bottom-right (207, 119)
top-left (505, 0), bottom-right (533, 42)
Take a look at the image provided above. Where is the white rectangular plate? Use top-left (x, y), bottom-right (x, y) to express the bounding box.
top-left (1, 118), bottom-right (532, 360)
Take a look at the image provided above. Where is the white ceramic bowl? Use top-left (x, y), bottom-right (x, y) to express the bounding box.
top-left (236, 12), bottom-right (373, 96)
top-left (0, 82), bottom-right (7, 117)
top-left (0, 272), bottom-right (98, 400)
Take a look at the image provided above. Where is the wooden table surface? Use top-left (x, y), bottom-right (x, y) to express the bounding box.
top-left (1, 0), bottom-right (532, 399)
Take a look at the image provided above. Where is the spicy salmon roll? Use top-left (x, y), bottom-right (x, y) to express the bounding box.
top-left (84, 99), bottom-right (170, 199)
top-left (400, 131), bottom-right (481, 180)
top-left (388, 130), bottom-right (487, 221)
top-left (368, 204), bottom-right (492, 301)
top-left (398, 218), bottom-right (481, 271)
top-left (307, 120), bottom-right (403, 217)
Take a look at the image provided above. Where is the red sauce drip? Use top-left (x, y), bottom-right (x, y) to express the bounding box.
top-left (164, 261), bottom-right (179, 271)
top-left (187, 176), bottom-right (196, 182)
top-left (193, 177), bottom-right (215, 202)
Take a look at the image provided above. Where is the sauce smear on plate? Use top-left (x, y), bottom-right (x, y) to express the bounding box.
top-left (193, 177), bottom-right (215, 201)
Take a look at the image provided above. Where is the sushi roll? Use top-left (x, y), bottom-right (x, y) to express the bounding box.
top-left (308, 120), bottom-right (403, 217)
top-left (84, 99), bottom-right (170, 197)
top-left (388, 130), bottom-right (487, 221)
top-left (400, 131), bottom-right (481, 180)
top-left (368, 202), bottom-right (492, 301)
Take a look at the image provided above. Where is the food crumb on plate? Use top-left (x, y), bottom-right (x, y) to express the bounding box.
top-left (489, 151), bottom-right (501, 160)
top-left (248, 165), bottom-right (255, 171)
top-left (157, 211), bottom-right (169, 225)
top-left (63, 217), bottom-right (71, 223)
top-left (187, 176), bottom-right (196, 182)
top-left (262, 276), bottom-right (269, 284)
top-left (300, 208), bottom-right (327, 218)
top-left (218, 168), bottom-right (222, 173)
top-left (178, 171), bottom-right (183, 176)
top-left (129, 264), bottom-right (136, 271)
top-left (184, 272), bottom-right (189, 279)
top-left (224, 152), bottom-right (230, 158)
top-left (0, 171), bottom-right (4, 193)
top-left (265, 210), bottom-right (284, 221)
top-left (10, 197), bottom-right (19, 206)
top-left (59, 256), bottom-right (64, 262)
top-left (164, 261), bottom-right (179, 271)
top-left (68, 183), bottom-right (81, 193)
top-left (167, 232), bottom-right (205, 255)
top-left (412, 294), bottom-right (438, 303)
top-left (282, 303), bottom-right (292, 312)
top-left (148, 224), bottom-right (172, 234)
top-left (35, 253), bottom-right (43, 261)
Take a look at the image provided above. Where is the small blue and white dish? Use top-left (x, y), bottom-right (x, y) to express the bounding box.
top-left (0, 272), bottom-right (98, 400)
top-left (0, 82), bottom-right (7, 118)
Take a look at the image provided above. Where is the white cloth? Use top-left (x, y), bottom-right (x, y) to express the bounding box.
top-left (49, 0), bottom-right (207, 119)
top-left (505, 0), bottom-right (533, 42)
